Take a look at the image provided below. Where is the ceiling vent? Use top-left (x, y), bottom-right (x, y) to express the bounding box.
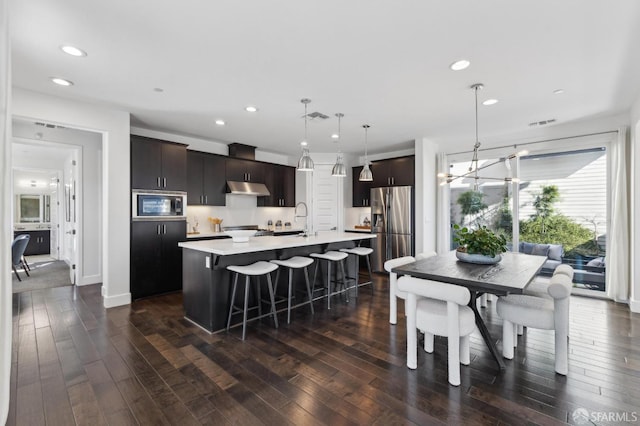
top-left (528, 118), bottom-right (557, 127)
top-left (34, 121), bottom-right (67, 129)
top-left (303, 111), bottom-right (330, 121)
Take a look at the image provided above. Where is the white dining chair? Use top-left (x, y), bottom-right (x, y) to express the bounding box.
top-left (384, 252), bottom-right (436, 325)
top-left (397, 275), bottom-right (476, 386)
top-left (496, 270), bottom-right (573, 375)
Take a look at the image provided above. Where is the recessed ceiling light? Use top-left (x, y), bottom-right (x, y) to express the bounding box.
top-left (153, 87), bottom-right (164, 92)
top-left (331, 133), bottom-right (339, 139)
top-left (245, 106), bottom-right (258, 112)
top-left (450, 59), bottom-right (470, 71)
top-left (60, 45), bottom-right (87, 57)
top-left (482, 99), bottom-right (498, 106)
top-left (215, 119), bottom-right (226, 126)
top-left (553, 89), bottom-right (565, 95)
top-left (300, 141), bottom-right (308, 146)
top-left (51, 77), bottom-right (73, 86)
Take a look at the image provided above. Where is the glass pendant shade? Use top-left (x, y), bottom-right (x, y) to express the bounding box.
top-left (297, 148), bottom-right (314, 172)
top-left (331, 154), bottom-right (347, 177)
top-left (359, 163), bottom-right (373, 181)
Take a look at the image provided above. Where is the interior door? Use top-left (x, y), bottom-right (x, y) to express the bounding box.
top-left (64, 154), bottom-right (78, 285)
top-left (312, 164), bottom-right (339, 232)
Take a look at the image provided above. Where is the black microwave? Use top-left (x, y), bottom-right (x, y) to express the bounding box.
top-left (132, 191), bottom-right (186, 219)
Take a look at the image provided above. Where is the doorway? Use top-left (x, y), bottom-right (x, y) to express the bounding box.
top-left (12, 118), bottom-right (103, 289)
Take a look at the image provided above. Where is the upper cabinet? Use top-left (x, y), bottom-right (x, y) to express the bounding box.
top-left (258, 164), bottom-right (295, 207)
top-left (187, 151), bottom-right (226, 206)
top-left (352, 166), bottom-right (372, 207)
top-left (225, 158), bottom-right (265, 183)
top-left (131, 135), bottom-right (187, 191)
top-left (372, 156), bottom-right (415, 188)
top-left (353, 156), bottom-right (414, 206)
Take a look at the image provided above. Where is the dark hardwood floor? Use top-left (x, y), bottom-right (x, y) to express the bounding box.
top-left (7, 274), bottom-right (640, 425)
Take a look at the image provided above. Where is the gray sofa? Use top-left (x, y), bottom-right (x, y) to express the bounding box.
top-left (518, 242), bottom-right (564, 276)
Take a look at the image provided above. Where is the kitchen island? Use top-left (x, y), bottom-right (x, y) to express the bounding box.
top-left (179, 232), bottom-right (376, 332)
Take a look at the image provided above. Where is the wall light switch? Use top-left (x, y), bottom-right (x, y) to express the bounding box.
top-left (205, 256), bottom-right (211, 269)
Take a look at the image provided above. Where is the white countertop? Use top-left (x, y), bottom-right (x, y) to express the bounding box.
top-left (179, 231), bottom-right (376, 255)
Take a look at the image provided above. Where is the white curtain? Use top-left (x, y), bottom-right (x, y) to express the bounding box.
top-left (606, 127), bottom-right (630, 302)
top-left (436, 152), bottom-right (450, 253)
top-left (0, 0), bottom-right (12, 421)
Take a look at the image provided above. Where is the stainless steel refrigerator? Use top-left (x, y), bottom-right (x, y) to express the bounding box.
top-left (370, 186), bottom-right (414, 272)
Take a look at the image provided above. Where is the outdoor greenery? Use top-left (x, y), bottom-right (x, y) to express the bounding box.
top-left (519, 184), bottom-right (597, 255)
top-left (493, 188), bottom-right (513, 238)
top-left (453, 224), bottom-right (508, 257)
top-left (456, 190), bottom-right (487, 226)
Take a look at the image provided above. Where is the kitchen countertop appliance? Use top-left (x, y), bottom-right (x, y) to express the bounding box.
top-left (370, 186), bottom-right (414, 272)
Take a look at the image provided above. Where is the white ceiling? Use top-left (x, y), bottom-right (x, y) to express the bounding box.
top-left (10, 0), bottom-right (640, 156)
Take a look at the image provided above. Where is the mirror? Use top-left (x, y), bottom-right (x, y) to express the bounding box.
top-left (16, 194), bottom-right (50, 223)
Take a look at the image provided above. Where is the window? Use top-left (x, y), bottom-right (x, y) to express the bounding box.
top-left (447, 142), bottom-right (609, 294)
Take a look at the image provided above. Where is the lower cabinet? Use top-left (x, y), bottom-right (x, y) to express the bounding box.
top-left (130, 220), bottom-right (185, 299)
top-left (14, 230), bottom-right (50, 255)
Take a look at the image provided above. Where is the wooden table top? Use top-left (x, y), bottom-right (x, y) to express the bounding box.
top-left (392, 250), bottom-right (547, 295)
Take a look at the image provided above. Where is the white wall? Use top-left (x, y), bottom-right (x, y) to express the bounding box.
top-left (13, 88), bottom-right (130, 308)
top-left (415, 138), bottom-right (438, 255)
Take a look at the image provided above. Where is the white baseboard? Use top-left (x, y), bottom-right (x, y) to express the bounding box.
top-left (630, 298), bottom-right (640, 313)
top-left (103, 291), bottom-right (131, 308)
top-left (77, 274), bottom-right (102, 286)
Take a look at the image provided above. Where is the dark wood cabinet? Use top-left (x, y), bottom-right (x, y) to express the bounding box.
top-left (187, 151), bottom-right (226, 206)
top-left (371, 155), bottom-right (415, 187)
top-left (131, 135), bottom-right (187, 191)
top-left (14, 230), bottom-right (50, 255)
top-left (225, 158), bottom-right (264, 183)
top-left (258, 164), bottom-right (296, 207)
top-left (130, 220), bottom-right (185, 300)
top-left (352, 166), bottom-right (373, 207)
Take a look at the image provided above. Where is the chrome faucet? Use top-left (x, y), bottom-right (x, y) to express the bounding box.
top-left (294, 202), bottom-right (309, 236)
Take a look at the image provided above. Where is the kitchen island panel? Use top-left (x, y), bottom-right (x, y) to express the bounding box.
top-left (181, 232), bottom-right (375, 332)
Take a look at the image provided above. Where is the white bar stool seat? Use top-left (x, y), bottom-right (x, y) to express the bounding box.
top-left (226, 261), bottom-right (279, 340)
top-left (270, 256), bottom-right (315, 324)
top-left (310, 251), bottom-right (349, 310)
top-left (339, 246), bottom-right (374, 297)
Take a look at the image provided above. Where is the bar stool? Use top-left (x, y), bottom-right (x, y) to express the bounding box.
top-left (310, 251), bottom-right (349, 310)
top-left (339, 246), bottom-right (374, 297)
top-left (270, 256), bottom-right (315, 324)
top-left (226, 261), bottom-right (279, 340)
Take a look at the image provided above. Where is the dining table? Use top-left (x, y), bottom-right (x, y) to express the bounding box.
top-left (392, 250), bottom-right (547, 370)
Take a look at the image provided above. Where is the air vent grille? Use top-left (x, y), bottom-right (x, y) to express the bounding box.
top-left (304, 111), bottom-right (330, 120)
top-left (529, 118), bottom-right (556, 127)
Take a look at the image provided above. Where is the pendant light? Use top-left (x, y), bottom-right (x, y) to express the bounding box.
top-left (437, 83), bottom-right (527, 188)
top-left (297, 98), bottom-right (314, 172)
top-left (331, 113), bottom-right (347, 177)
top-left (359, 124), bottom-right (373, 181)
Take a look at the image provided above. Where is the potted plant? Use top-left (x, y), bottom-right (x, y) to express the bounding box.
top-left (453, 224), bottom-right (508, 264)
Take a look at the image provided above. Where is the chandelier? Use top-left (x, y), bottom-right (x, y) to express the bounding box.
top-left (438, 83), bottom-right (527, 190)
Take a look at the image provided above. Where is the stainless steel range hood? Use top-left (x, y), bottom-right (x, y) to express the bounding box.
top-left (226, 181), bottom-right (270, 196)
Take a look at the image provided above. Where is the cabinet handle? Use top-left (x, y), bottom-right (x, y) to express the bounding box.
top-left (163, 224), bottom-right (166, 234)
top-left (248, 173), bottom-right (251, 181)
top-left (163, 177), bottom-right (167, 188)
top-left (204, 195), bottom-right (208, 203)
top-left (392, 177), bottom-right (395, 185)
top-left (157, 225), bottom-right (161, 235)
top-left (157, 177), bottom-right (161, 187)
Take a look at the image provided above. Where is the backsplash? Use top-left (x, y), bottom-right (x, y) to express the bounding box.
top-left (186, 194), bottom-right (297, 232)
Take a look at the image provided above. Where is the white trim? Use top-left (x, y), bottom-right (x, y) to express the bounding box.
top-left (630, 298), bottom-right (640, 313)
top-left (103, 291), bottom-right (131, 308)
top-left (78, 274), bottom-right (101, 286)
top-left (571, 288), bottom-right (610, 299)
